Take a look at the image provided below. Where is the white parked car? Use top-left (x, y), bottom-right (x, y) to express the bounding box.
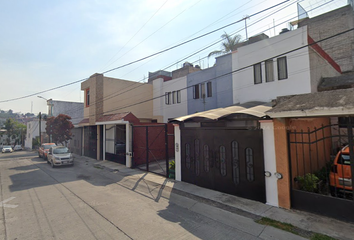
top-left (2, 145), bottom-right (13, 153)
top-left (13, 145), bottom-right (23, 151)
top-left (47, 146), bottom-right (74, 168)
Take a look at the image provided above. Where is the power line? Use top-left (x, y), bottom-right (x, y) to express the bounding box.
top-left (42, 0), bottom-right (336, 119)
top-left (71, 27), bottom-right (354, 121)
top-left (0, 0), bottom-right (292, 104)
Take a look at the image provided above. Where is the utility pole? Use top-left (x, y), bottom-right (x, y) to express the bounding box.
top-left (39, 112), bottom-right (42, 146)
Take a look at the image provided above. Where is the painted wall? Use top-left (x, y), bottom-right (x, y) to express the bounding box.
top-left (187, 53), bottom-right (233, 114)
top-left (81, 74), bottom-right (153, 124)
top-left (103, 77), bottom-right (153, 122)
top-left (24, 120), bottom-right (46, 149)
top-left (152, 76), bottom-right (188, 123)
top-left (232, 27), bottom-right (312, 104)
top-left (49, 100), bottom-right (84, 125)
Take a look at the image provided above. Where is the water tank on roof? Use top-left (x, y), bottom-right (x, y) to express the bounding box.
top-left (183, 62), bottom-right (193, 67)
top-left (279, 28), bottom-right (290, 34)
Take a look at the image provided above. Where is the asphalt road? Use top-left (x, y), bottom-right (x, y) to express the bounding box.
top-left (0, 151), bottom-right (305, 240)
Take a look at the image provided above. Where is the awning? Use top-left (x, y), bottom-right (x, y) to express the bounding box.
top-left (267, 88), bottom-right (354, 118)
top-left (78, 118), bottom-right (89, 126)
top-left (170, 102), bottom-right (272, 122)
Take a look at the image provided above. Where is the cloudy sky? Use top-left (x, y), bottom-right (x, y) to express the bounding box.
top-left (0, 0), bottom-right (347, 114)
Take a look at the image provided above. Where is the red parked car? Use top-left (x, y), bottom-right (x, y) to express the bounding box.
top-left (38, 143), bottom-right (56, 160)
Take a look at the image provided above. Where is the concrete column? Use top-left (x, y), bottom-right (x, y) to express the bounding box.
top-left (174, 124), bottom-right (182, 181)
top-left (260, 120), bottom-right (279, 207)
top-left (97, 125), bottom-right (100, 160)
top-left (103, 125), bottom-right (106, 161)
top-left (126, 123), bottom-right (132, 168)
top-left (82, 128), bottom-right (85, 156)
top-left (273, 118), bottom-right (291, 209)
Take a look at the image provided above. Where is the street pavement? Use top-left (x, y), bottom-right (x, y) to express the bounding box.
top-left (0, 151), bottom-right (352, 240)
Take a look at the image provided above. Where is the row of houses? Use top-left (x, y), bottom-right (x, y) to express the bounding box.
top-left (34, 5), bottom-right (354, 222)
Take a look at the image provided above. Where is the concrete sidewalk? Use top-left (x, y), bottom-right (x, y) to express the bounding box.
top-left (75, 155), bottom-right (354, 240)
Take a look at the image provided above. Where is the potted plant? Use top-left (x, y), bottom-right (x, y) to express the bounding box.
top-left (169, 160), bottom-right (175, 179)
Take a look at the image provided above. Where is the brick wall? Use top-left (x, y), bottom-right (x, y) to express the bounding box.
top-left (300, 5), bottom-right (354, 73)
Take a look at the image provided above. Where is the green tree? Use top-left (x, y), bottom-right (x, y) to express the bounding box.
top-left (46, 114), bottom-right (74, 145)
top-left (208, 32), bottom-right (242, 58)
top-left (4, 119), bottom-right (26, 145)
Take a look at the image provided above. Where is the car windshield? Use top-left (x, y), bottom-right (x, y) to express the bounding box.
top-left (53, 147), bottom-right (70, 154)
top-left (44, 145), bottom-right (55, 150)
top-left (338, 154), bottom-right (351, 165)
top-left (4, 146), bottom-right (11, 148)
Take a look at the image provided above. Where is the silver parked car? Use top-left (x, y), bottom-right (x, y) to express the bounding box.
top-left (2, 145), bottom-right (13, 153)
top-left (47, 146), bottom-right (74, 168)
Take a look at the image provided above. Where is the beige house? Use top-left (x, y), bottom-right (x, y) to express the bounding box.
top-left (79, 73), bottom-right (154, 167)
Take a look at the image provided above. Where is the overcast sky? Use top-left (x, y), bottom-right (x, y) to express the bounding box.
top-left (0, 0), bottom-right (347, 115)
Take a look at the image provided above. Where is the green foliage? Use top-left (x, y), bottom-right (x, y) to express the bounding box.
top-left (208, 32), bottom-right (241, 58)
top-left (4, 118), bottom-right (26, 145)
top-left (32, 137), bottom-right (40, 149)
top-left (169, 160), bottom-right (175, 170)
top-left (297, 173), bottom-right (319, 192)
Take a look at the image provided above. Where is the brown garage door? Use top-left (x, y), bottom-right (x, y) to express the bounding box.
top-left (181, 127), bottom-right (265, 203)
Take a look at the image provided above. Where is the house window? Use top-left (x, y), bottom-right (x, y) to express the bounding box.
top-left (172, 91), bottom-right (176, 104)
top-left (265, 59), bottom-right (274, 82)
top-left (177, 90), bottom-right (181, 103)
top-left (86, 88), bottom-right (90, 107)
top-left (200, 83), bottom-right (205, 98)
top-left (193, 85), bottom-right (199, 99)
top-left (165, 92), bottom-right (171, 105)
top-left (253, 63), bottom-right (262, 84)
top-left (207, 82), bottom-right (212, 97)
top-left (277, 57), bottom-right (288, 80)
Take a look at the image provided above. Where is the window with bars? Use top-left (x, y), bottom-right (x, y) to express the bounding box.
top-left (201, 83), bottom-right (205, 98)
top-left (265, 59), bottom-right (274, 82)
top-left (193, 85), bottom-right (199, 99)
top-left (177, 90), bottom-right (181, 103)
top-left (253, 63), bottom-right (262, 84)
top-left (277, 56), bottom-right (288, 80)
top-left (207, 82), bottom-right (212, 97)
top-left (165, 92), bottom-right (171, 105)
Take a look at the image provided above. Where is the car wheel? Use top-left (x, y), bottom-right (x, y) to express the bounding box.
top-left (51, 160), bottom-right (55, 168)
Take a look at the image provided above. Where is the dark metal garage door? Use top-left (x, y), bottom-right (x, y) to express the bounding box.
top-left (181, 127), bottom-right (266, 203)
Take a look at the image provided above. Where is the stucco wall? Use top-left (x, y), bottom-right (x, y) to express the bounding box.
top-left (152, 76), bottom-right (188, 123)
top-left (232, 27), bottom-right (312, 104)
top-left (25, 120), bottom-right (46, 149)
top-left (50, 101), bottom-right (84, 125)
top-left (103, 76), bottom-right (153, 121)
top-left (81, 74), bottom-right (153, 123)
top-left (187, 53), bottom-right (233, 114)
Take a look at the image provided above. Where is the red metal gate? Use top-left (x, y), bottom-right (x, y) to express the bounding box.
top-left (132, 124), bottom-right (174, 177)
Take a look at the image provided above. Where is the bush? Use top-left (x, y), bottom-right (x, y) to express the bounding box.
top-left (169, 160), bottom-right (175, 170)
top-left (297, 173), bottom-right (319, 192)
top-left (32, 137), bottom-right (40, 149)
